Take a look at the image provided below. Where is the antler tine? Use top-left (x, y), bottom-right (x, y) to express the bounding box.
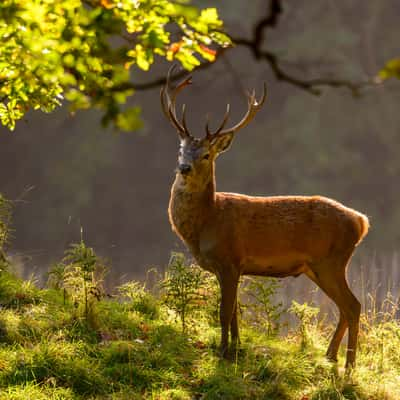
top-left (181, 103), bottom-right (190, 134)
top-left (170, 77), bottom-right (193, 138)
top-left (216, 83), bottom-right (267, 137)
top-left (161, 66), bottom-right (183, 133)
top-left (160, 64), bottom-right (177, 117)
top-left (160, 64), bottom-right (176, 120)
top-left (171, 76), bottom-right (192, 103)
top-left (205, 114), bottom-right (212, 139)
top-left (204, 104), bottom-right (231, 140)
top-left (160, 85), bottom-right (170, 121)
top-left (213, 103), bottom-right (231, 136)
top-left (255, 82), bottom-right (267, 106)
top-left (162, 91), bottom-right (186, 137)
top-left (160, 65), bottom-right (194, 138)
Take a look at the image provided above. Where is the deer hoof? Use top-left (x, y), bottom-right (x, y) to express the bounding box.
top-left (326, 353), bottom-right (338, 363)
top-left (219, 347), bottom-right (229, 359)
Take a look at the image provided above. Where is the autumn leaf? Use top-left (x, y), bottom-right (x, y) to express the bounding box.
top-left (100, 0), bottom-right (114, 9)
top-left (199, 44), bottom-right (216, 57)
top-left (169, 41), bottom-right (183, 54)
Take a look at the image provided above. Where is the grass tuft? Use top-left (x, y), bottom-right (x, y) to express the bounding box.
top-left (0, 263), bottom-right (399, 399)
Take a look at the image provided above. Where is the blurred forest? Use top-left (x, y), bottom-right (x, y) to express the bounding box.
top-left (0, 0), bottom-right (399, 289)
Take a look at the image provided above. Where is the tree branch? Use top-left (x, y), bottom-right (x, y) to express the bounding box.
top-left (233, 38), bottom-right (376, 96)
top-left (114, 52), bottom-right (228, 91)
top-left (253, 0), bottom-right (282, 57)
top-left (130, 0), bottom-right (380, 95)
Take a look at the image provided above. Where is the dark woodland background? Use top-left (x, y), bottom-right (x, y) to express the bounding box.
top-left (0, 1), bottom-right (399, 293)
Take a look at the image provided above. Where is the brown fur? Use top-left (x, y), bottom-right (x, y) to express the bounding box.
top-left (169, 159), bottom-right (369, 368)
top-left (163, 75), bottom-right (368, 368)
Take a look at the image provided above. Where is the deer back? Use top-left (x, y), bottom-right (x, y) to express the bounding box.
top-left (195, 193), bottom-right (368, 275)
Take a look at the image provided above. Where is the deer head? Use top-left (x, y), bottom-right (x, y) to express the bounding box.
top-left (161, 66), bottom-right (267, 191)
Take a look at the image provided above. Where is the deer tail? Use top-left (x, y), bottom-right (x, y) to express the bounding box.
top-left (355, 213), bottom-right (369, 245)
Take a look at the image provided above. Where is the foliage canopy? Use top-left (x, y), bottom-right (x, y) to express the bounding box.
top-left (0, 0), bottom-right (230, 130)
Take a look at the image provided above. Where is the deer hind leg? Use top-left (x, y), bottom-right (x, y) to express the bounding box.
top-left (218, 272), bottom-right (239, 359)
top-left (326, 312), bottom-right (348, 362)
top-left (307, 258), bottom-right (361, 369)
top-left (341, 282), bottom-right (361, 369)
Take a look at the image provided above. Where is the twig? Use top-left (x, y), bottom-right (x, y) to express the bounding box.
top-left (129, 0), bottom-right (380, 96)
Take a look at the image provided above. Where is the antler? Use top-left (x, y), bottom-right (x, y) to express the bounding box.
top-left (160, 65), bottom-right (193, 139)
top-left (161, 66), bottom-right (267, 140)
top-left (206, 83), bottom-right (267, 140)
top-left (205, 104), bottom-right (230, 139)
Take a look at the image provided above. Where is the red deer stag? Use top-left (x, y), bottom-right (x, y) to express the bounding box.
top-left (161, 68), bottom-right (369, 369)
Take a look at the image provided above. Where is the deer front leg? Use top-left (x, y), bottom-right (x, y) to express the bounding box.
top-left (230, 301), bottom-right (240, 349)
top-left (218, 272), bottom-right (239, 359)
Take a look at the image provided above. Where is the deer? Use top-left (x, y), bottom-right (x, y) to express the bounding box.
top-left (160, 67), bottom-right (369, 369)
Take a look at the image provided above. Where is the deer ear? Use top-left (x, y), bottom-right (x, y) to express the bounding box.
top-left (212, 133), bottom-right (234, 154)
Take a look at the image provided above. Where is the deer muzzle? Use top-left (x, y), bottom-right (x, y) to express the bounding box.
top-left (178, 164), bottom-right (192, 175)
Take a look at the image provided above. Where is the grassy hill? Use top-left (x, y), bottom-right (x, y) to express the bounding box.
top-left (0, 250), bottom-right (399, 400)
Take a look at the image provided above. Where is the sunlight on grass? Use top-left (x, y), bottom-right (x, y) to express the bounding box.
top-left (0, 261), bottom-right (399, 399)
top-left (0, 384), bottom-right (75, 400)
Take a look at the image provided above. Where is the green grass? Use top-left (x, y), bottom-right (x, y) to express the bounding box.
top-left (0, 269), bottom-right (399, 400)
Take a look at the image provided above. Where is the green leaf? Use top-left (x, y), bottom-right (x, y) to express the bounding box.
top-left (115, 107), bottom-right (143, 131)
top-left (379, 58), bottom-right (400, 80)
top-left (0, 0), bottom-right (229, 131)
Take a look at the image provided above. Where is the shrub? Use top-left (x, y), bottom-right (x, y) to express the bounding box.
top-left (242, 276), bottom-right (284, 336)
top-left (117, 280), bottom-right (159, 319)
top-left (48, 239), bottom-right (107, 325)
top-left (160, 253), bottom-right (207, 333)
top-left (0, 272), bottom-right (40, 309)
top-left (199, 272), bottom-right (221, 326)
top-left (289, 301), bottom-right (319, 349)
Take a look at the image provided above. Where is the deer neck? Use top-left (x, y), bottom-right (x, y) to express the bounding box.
top-left (169, 165), bottom-right (216, 254)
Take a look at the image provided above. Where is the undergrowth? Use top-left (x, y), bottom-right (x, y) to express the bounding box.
top-left (0, 249), bottom-right (398, 399)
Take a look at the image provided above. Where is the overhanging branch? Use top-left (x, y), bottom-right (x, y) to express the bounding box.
top-left (232, 38), bottom-right (376, 96)
top-left (130, 0), bottom-right (380, 95)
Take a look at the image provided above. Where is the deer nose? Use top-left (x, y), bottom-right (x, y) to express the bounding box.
top-left (179, 164), bottom-right (192, 175)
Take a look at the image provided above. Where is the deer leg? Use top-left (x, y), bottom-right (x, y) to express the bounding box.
top-left (307, 264), bottom-right (361, 369)
top-left (218, 272), bottom-right (239, 359)
top-left (328, 280), bottom-right (360, 369)
top-left (326, 312), bottom-right (348, 362)
top-left (305, 270), bottom-right (348, 362)
top-left (230, 301), bottom-right (240, 349)
top-left (342, 285), bottom-right (361, 369)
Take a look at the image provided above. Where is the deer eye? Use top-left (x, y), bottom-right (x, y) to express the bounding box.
top-left (202, 153), bottom-right (210, 160)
